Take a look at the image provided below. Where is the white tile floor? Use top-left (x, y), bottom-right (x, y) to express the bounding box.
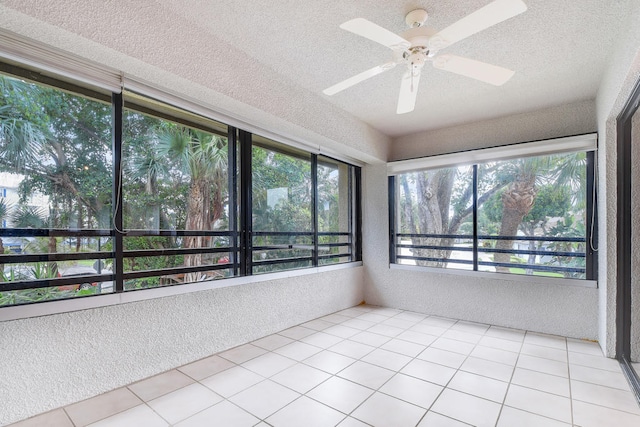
top-left (10, 305), bottom-right (640, 427)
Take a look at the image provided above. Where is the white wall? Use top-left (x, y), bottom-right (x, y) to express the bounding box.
top-left (0, 267), bottom-right (364, 425)
top-left (594, 0), bottom-right (640, 357)
top-left (364, 101), bottom-right (600, 340)
top-left (0, 3), bottom-right (379, 425)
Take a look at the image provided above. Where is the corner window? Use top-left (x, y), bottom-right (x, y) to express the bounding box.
top-left (390, 140), bottom-right (597, 280)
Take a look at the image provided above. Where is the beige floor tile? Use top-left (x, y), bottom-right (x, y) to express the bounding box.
top-left (523, 332), bottom-right (567, 350)
top-left (570, 364), bottom-right (630, 390)
top-left (252, 334), bottom-right (294, 351)
top-left (87, 405), bottom-right (168, 427)
top-left (570, 380), bottom-right (640, 414)
top-left (442, 329), bottom-right (482, 344)
top-left (517, 354), bottom-right (568, 377)
top-left (266, 396), bottom-right (345, 427)
top-left (303, 349), bottom-right (356, 374)
top-left (418, 411), bottom-right (470, 426)
top-left (484, 326), bottom-right (526, 343)
top-left (401, 359), bottom-right (457, 386)
top-left (337, 417), bottom-right (370, 427)
top-left (338, 360), bottom-right (395, 389)
top-left (416, 347), bottom-right (467, 369)
top-left (218, 343), bottom-right (267, 364)
top-left (367, 323), bottom-right (404, 337)
top-left (504, 384), bottom-right (572, 423)
top-left (178, 355), bottom-right (235, 380)
top-left (460, 356), bottom-right (514, 382)
top-left (147, 383), bottom-right (222, 425)
top-left (379, 373), bottom-right (443, 408)
top-left (328, 339), bottom-right (375, 359)
top-left (567, 338), bottom-right (603, 356)
top-left (511, 367), bottom-right (570, 397)
top-left (380, 338), bottom-right (425, 357)
top-left (301, 319), bottom-right (335, 331)
top-left (497, 406), bottom-right (570, 427)
top-left (356, 312), bottom-right (388, 323)
top-left (270, 363), bottom-right (331, 393)
top-left (395, 330), bottom-right (437, 346)
top-left (352, 392), bottom-right (426, 427)
top-left (128, 369), bottom-right (194, 401)
top-left (320, 313), bottom-right (352, 324)
top-left (323, 324), bottom-right (360, 339)
top-left (431, 337), bottom-right (475, 355)
top-left (273, 341), bottom-right (321, 361)
top-left (430, 389), bottom-right (501, 427)
top-left (421, 316), bottom-right (457, 329)
top-left (278, 325), bottom-right (315, 340)
top-left (450, 320), bottom-right (490, 335)
top-left (301, 331), bottom-right (344, 349)
top-left (478, 335), bottom-right (523, 352)
top-left (228, 380), bottom-right (299, 419)
top-left (393, 311), bottom-right (427, 323)
top-left (340, 318), bottom-right (376, 331)
top-left (307, 376), bottom-right (373, 413)
top-left (8, 409), bottom-right (73, 427)
top-left (65, 388), bottom-right (142, 427)
top-left (349, 331), bottom-right (391, 347)
top-left (572, 400), bottom-right (640, 427)
top-left (520, 343), bottom-right (568, 362)
top-left (174, 400), bottom-right (258, 427)
top-left (470, 345), bottom-right (519, 366)
top-left (569, 352), bottom-right (622, 372)
top-left (241, 352), bottom-right (297, 377)
top-left (380, 317), bottom-right (415, 330)
top-left (361, 348), bottom-right (412, 371)
top-left (410, 323), bottom-right (448, 337)
top-left (200, 365), bottom-right (264, 397)
top-left (448, 371), bottom-right (508, 403)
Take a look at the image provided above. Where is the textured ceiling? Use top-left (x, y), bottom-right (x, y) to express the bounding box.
top-left (0, 0), bottom-right (630, 139)
top-left (152, 0), bottom-right (629, 137)
top-left (157, 0), bottom-right (628, 136)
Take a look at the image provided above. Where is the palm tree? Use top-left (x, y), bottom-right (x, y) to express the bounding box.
top-left (157, 124), bottom-right (228, 281)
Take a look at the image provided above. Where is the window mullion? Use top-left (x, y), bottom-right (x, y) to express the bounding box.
top-left (312, 154), bottom-right (319, 267)
top-left (239, 130), bottom-right (253, 276)
top-left (473, 164), bottom-right (478, 271)
top-left (112, 92), bottom-right (124, 293)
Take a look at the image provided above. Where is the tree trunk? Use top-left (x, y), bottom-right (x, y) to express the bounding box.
top-left (48, 236), bottom-right (58, 276)
top-left (412, 171), bottom-right (448, 267)
top-left (0, 237), bottom-right (4, 275)
top-left (184, 178), bottom-right (210, 282)
top-left (494, 180), bottom-right (536, 273)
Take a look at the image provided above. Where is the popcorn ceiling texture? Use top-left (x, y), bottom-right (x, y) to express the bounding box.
top-left (0, 267), bottom-right (363, 425)
top-left (0, 1), bottom-right (390, 164)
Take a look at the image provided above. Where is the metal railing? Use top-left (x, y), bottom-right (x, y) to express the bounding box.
top-left (394, 233), bottom-right (587, 276)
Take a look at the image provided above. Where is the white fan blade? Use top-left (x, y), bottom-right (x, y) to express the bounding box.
top-left (323, 62), bottom-right (396, 96)
top-left (340, 18), bottom-right (411, 50)
top-left (397, 71), bottom-right (422, 114)
top-left (430, 0), bottom-right (527, 50)
top-left (433, 54), bottom-right (515, 86)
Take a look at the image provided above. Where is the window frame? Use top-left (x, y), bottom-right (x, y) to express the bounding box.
top-left (0, 62), bottom-right (363, 313)
top-left (388, 138), bottom-right (598, 283)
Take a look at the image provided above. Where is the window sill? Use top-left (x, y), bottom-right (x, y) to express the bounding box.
top-left (0, 261), bottom-right (363, 322)
top-left (389, 263), bottom-right (597, 289)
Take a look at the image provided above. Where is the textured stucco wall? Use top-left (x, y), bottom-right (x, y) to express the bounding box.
top-left (594, 0), bottom-right (640, 357)
top-left (390, 99), bottom-right (596, 161)
top-left (0, 267), bottom-right (363, 425)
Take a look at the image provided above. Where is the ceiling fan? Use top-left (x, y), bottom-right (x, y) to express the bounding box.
top-left (323, 0), bottom-right (527, 114)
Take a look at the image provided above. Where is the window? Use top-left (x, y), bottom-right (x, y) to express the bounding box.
top-left (0, 71), bottom-right (115, 305)
top-left (0, 63), bottom-right (361, 308)
top-left (390, 139), bottom-right (597, 280)
top-left (121, 95), bottom-right (234, 289)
